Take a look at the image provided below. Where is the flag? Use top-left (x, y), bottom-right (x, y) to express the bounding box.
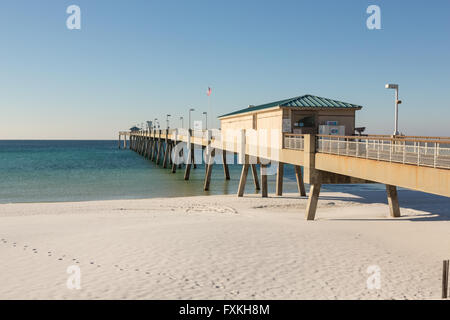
top-left (207, 87), bottom-right (212, 96)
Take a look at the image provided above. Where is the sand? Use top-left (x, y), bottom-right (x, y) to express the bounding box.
top-left (0, 190), bottom-right (449, 300)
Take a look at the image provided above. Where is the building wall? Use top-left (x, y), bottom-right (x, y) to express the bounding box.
top-left (220, 109), bottom-right (283, 130)
top-left (220, 108), bottom-right (283, 154)
top-left (220, 114), bottom-right (254, 131)
top-left (220, 107), bottom-right (358, 151)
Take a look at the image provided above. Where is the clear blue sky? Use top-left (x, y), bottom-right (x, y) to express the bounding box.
top-left (0, 0), bottom-right (449, 139)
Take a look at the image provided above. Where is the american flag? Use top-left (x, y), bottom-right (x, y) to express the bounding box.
top-left (207, 87), bottom-right (212, 96)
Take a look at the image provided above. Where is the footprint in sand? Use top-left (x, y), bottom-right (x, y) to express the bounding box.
top-left (185, 205), bottom-right (237, 214)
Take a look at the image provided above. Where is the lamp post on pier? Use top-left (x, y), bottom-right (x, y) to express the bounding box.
top-left (385, 83), bottom-right (402, 136)
top-left (188, 108), bottom-right (195, 130)
top-left (202, 111), bottom-right (208, 130)
top-left (166, 114), bottom-right (171, 130)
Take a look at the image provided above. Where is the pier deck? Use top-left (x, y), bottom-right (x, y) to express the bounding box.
top-left (119, 129), bottom-right (450, 220)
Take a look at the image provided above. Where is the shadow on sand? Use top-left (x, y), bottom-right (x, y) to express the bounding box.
top-left (316, 188), bottom-right (450, 222)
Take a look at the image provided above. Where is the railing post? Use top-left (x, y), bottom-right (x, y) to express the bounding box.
top-left (356, 138), bottom-right (359, 157)
top-left (417, 144), bottom-right (420, 166)
top-left (403, 141), bottom-right (406, 164)
top-left (339, 138), bottom-right (342, 154)
top-left (389, 140), bottom-right (392, 162)
top-left (377, 139), bottom-right (380, 160)
top-left (329, 137), bottom-right (332, 153)
top-left (434, 142), bottom-right (438, 168)
top-left (365, 138), bottom-right (369, 159)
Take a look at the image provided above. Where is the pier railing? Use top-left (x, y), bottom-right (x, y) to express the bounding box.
top-left (284, 134), bottom-right (305, 151)
top-left (316, 135), bottom-right (450, 169)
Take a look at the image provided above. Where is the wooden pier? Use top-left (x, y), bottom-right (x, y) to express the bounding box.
top-left (118, 129), bottom-right (450, 220)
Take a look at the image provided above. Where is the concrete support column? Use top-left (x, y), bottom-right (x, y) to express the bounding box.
top-left (303, 134), bottom-right (322, 219)
top-left (250, 164), bottom-right (260, 191)
top-left (386, 185), bottom-right (401, 217)
top-left (203, 148), bottom-right (215, 191)
top-left (237, 156), bottom-right (250, 197)
top-left (276, 162), bottom-right (284, 196)
top-left (163, 130), bottom-right (169, 168)
top-left (222, 151), bottom-right (230, 180)
top-left (184, 129), bottom-right (194, 180)
top-left (294, 165), bottom-right (306, 197)
top-left (261, 164), bottom-right (268, 198)
top-left (305, 183), bottom-right (321, 221)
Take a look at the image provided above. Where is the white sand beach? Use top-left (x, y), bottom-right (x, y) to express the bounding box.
top-left (0, 190), bottom-right (449, 300)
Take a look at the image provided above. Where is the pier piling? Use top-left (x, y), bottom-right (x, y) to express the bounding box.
top-left (276, 162), bottom-right (284, 196)
top-left (294, 165), bottom-right (306, 197)
top-left (386, 185), bottom-right (401, 218)
top-left (250, 164), bottom-right (260, 191)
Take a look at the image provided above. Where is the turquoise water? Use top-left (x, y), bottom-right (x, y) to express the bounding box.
top-left (0, 140), bottom-right (383, 204)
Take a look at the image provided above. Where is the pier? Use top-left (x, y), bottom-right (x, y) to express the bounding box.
top-left (118, 129), bottom-right (450, 220)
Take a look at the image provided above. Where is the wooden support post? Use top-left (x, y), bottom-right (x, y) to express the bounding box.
top-left (386, 185), bottom-right (401, 218)
top-left (156, 131), bottom-right (163, 165)
top-left (123, 135), bottom-right (126, 149)
top-left (276, 162), bottom-right (284, 196)
top-left (184, 154), bottom-right (192, 180)
top-left (171, 145), bottom-right (177, 173)
top-left (118, 135), bottom-right (121, 149)
top-left (142, 136), bottom-right (146, 156)
top-left (171, 133), bottom-right (178, 173)
top-left (178, 148), bottom-right (183, 169)
top-left (146, 137), bottom-right (152, 159)
top-left (184, 129), bottom-right (193, 180)
top-left (140, 137), bottom-right (146, 156)
top-left (167, 142), bottom-right (171, 166)
top-left (138, 135), bottom-right (142, 154)
top-left (222, 150), bottom-right (230, 180)
top-left (237, 160), bottom-right (250, 197)
top-left (294, 165), bottom-right (306, 197)
top-left (261, 164), bottom-right (268, 198)
top-left (163, 132), bottom-right (169, 168)
top-left (305, 183), bottom-right (321, 221)
top-left (250, 164), bottom-right (260, 191)
top-left (136, 136), bottom-right (140, 153)
top-left (203, 149), bottom-right (215, 191)
top-left (139, 137), bottom-right (143, 155)
top-left (151, 131), bottom-right (157, 161)
top-left (443, 260), bottom-right (449, 299)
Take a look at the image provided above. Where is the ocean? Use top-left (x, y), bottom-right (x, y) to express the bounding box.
top-left (0, 140), bottom-right (384, 204)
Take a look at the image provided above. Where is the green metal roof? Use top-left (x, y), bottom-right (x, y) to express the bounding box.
top-left (219, 94), bottom-right (363, 118)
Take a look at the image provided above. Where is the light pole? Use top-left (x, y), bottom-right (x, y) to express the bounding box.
top-left (385, 83), bottom-right (402, 135)
top-left (188, 108), bottom-right (195, 130)
top-left (166, 114), bottom-right (171, 129)
top-left (202, 111), bottom-right (208, 130)
top-left (180, 116), bottom-right (184, 129)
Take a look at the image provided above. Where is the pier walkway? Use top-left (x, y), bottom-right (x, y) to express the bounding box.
top-left (118, 129), bottom-right (450, 220)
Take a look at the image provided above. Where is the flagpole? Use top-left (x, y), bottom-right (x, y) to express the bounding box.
top-left (208, 86), bottom-right (212, 130)
top-left (208, 94), bottom-right (211, 129)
